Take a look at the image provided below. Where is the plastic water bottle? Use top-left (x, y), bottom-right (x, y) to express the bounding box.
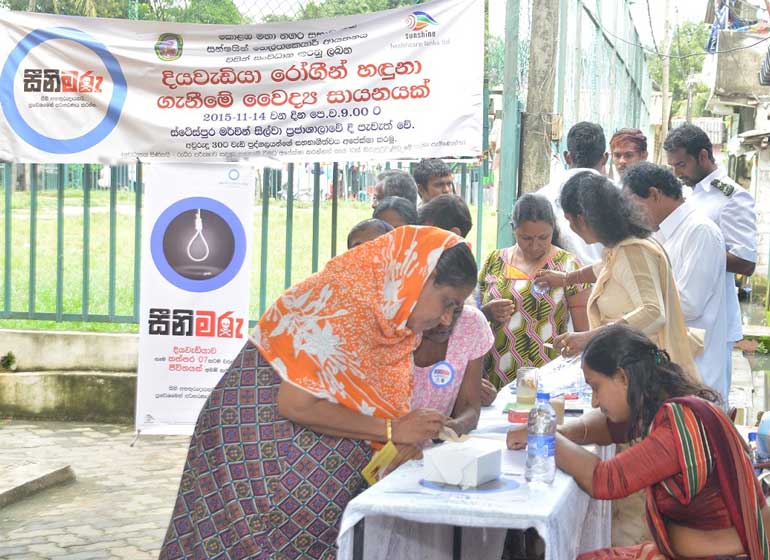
top-left (526, 391), bottom-right (557, 485)
top-left (531, 280), bottom-right (549, 299)
top-left (758, 412), bottom-right (770, 460)
top-left (749, 432), bottom-right (761, 476)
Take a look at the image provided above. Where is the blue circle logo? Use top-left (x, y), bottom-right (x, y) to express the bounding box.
top-left (150, 197), bottom-right (247, 293)
top-left (0, 26), bottom-right (127, 154)
top-left (228, 168), bottom-right (240, 181)
top-left (429, 361), bottom-right (455, 388)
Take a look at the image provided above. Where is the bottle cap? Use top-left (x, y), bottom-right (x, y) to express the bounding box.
top-left (749, 432), bottom-right (758, 442)
top-left (536, 391), bottom-right (550, 401)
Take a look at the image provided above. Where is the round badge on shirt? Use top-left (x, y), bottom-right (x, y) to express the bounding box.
top-left (429, 360), bottom-right (455, 388)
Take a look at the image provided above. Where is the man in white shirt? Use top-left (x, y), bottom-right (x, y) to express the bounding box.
top-left (538, 121), bottom-right (608, 265)
top-left (622, 162), bottom-right (728, 401)
top-left (665, 124), bottom-right (757, 401)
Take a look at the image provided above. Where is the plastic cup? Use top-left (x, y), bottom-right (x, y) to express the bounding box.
top-left (550, 396), bottom-right (565, 425)
top-left (516, 367), bottom-right (539, 406)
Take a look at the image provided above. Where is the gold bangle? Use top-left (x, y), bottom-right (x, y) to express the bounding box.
top-left (386, 419), bottom-right (392, 442)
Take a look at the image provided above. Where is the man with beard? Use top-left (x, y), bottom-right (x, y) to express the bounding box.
top-left (664, 123), bottom-right (757, 404)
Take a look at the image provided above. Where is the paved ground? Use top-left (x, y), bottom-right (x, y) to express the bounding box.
top-left (0, 351), bottom-right (762, 560)
top-left (0, 422), bottom-right (189, 559)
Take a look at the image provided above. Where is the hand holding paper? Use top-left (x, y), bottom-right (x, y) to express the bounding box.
top-left (393, 408), bottom-right (449, 444)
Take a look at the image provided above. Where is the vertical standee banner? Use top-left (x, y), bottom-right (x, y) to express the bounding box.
top-left (136, 163), bottom-right (254, 435)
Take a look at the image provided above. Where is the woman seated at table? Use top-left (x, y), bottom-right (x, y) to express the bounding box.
top-left (414, 194), bottom-right (498, 413)
top-left (535, 171), bottom-right (699, 381)
top-left (159, 226), bottom-right (476, 560)
top-left (478, 193), bottom-right (590, 392)
top-left (535, 172), bottom-right (701, 547)
top-left (507, 324), bottom-right (770, 560)
top-left (411, 304), bottom-right (494, 441)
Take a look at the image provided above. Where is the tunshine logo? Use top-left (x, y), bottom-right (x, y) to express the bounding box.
top-left (406, 11), bottom-right (438, 32)
top-left (405, 11), bottom-right (438, 40)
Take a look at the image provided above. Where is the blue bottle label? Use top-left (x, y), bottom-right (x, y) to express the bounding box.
top-left (528, 434), bottom-right (555, 458)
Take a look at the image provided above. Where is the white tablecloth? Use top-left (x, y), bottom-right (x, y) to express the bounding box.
top-left (337, 384), bottom-right (613, 560)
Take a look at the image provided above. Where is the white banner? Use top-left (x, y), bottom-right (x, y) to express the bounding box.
top-left (0, 0), bottom-right (483, 163)
top-left (135, 163), bottom-right (253, 435)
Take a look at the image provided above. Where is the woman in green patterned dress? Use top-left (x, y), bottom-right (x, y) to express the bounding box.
top-left (479, 194), bottom-right (591, 390)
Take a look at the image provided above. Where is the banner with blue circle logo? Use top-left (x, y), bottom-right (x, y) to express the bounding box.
top-left (135, 163), bottom-right (254, 435)
top-left (0, 1), bottom-right (483, 163)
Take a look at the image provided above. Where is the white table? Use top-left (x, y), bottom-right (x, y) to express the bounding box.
top-left (337, 385), bottom-right (613, 560)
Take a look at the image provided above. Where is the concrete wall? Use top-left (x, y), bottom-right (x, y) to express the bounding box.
top-left (0, 371), bottom-right (135, 423)
top-left (0, 330), bottom-right (138, 372)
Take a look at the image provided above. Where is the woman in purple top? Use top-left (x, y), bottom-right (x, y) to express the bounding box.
top-left (411, 304), bottom-right (495, 438)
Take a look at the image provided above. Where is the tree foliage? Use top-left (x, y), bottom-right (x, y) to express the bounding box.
top-left (297, 0), bottom-right (416, 20)
top-left (1, 0), bottom-right (243, 23)
top-left (2, 0), bottom-right (125, 18)
top-left (647, 22), bottom-right (712, 118)
top-left (136, 0), bottom-right (241, 23)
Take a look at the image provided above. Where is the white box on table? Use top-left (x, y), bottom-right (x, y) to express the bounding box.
top-left (423, 440), bottom-right (501, 489)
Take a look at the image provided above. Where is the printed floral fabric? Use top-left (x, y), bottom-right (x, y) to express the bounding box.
top-left (251, 225), bottom-right (464, 419)
top-left (479, 247), bottom-right (587, 389)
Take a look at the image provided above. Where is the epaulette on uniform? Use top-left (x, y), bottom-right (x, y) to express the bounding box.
top-left (710, 179), bottom-right (735, 197)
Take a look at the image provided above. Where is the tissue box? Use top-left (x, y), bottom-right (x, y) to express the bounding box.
top-left (423, 440), bottom-right (501, 489)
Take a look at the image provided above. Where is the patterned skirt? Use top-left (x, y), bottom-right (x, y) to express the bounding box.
top-left (159, 342), bottom-right (373, 560)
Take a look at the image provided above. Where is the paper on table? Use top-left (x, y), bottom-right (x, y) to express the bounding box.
top-left (537, 355), bottom-right (584, 397)
top-left (501, 449), bottom-right (527, 476)
top-left (439, 426), bottom-right (469, 443)
top-left (378, 461), bottom-right (433, 494)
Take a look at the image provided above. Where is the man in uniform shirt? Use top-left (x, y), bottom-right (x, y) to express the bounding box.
top-left (664, 124), bottom-right (757, 402)
top-left (622, 162), bottom-right (728, 402)
top-left (538, 121), bottom-right (609, 264)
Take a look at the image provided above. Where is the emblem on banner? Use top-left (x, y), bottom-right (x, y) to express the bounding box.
top-left (155, 33), bottom-right (184, 61)
top-left (406, 11), bottom-right (438, 32)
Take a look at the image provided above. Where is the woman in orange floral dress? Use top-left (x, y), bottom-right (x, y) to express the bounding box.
top-left (160, 226), bottom-right (477, 560)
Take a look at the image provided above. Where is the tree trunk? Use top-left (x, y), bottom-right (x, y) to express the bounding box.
top-left (519, 0), bottom-right (559, 193)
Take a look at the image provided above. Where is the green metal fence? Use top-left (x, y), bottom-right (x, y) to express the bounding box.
top-left (0, 163), bottom-right (143, 324)
top-left (0, 0), bottom-right (652, 328)
top-left (554, 0), bottom-right (652, 150)
top-left (0, 161), bottom-right (492, 326)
